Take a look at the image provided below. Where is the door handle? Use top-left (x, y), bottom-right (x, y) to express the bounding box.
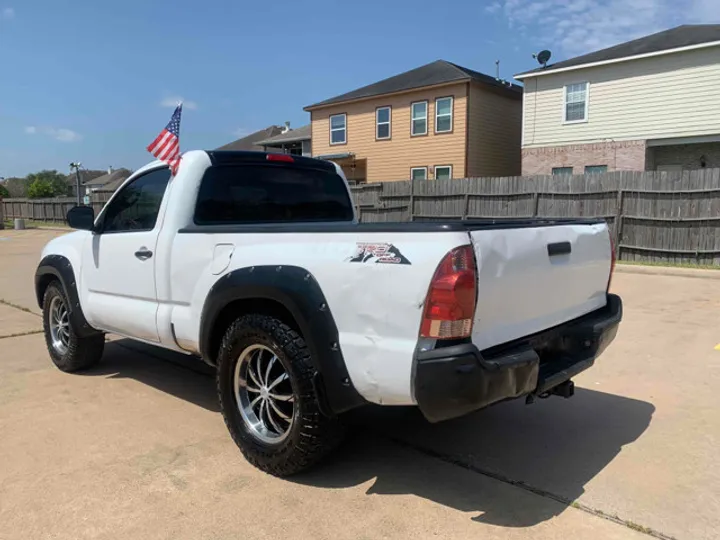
top-left (547, 241), bottom-right (571, 257)
top-left (134, 247), bottom-right (153, 261)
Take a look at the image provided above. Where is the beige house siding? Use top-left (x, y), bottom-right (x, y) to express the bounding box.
top-left (522, 46), bottom-right (720, 148)
top-left (310, 83), bottom-right (468, 182)
top-left (467, 84), bottom-right (522, 176)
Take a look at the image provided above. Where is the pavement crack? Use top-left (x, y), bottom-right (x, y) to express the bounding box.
top-left (0, 299), bottom-right (40, 317)
top-left (379, 433), bottom-right (678, 540)
top-left (0, 330), bottom-right (44, 340)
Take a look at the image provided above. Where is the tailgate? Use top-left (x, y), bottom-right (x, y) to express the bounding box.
top-left (469, 221), bottom-right (612, 350)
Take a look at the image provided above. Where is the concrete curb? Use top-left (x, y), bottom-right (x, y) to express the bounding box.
top-left (616, 263), bottom-right (720, 280)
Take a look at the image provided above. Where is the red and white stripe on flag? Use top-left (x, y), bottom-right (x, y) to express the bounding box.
top-left (147, 103), bottom-right (182, 175)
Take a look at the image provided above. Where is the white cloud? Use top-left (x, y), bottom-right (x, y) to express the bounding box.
top-left (486, 2), bottom-right (502, 13)
top-left (24, 125), bottom-right (81, 142)
top-left (53, 128), bottom-right (81, 142)
top-left (160, 96), bottom-right (197, 110)
top-left (497, 0), bottom-right (717, 57)
top-left (1, 7), bottom-right (14, 19)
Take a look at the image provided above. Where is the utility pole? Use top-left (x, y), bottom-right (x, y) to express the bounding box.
top-left (69, 162), bottom-right (82, 205)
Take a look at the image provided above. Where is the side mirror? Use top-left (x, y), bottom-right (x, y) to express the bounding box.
top-left (66, 205), bottom-right (96, 231)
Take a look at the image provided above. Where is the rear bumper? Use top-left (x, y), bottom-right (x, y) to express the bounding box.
top-left (414, 294), bottom-right (622, 423)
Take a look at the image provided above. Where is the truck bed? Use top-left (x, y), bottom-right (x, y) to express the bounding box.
top-left (178, 217), bottom-right (606, 235)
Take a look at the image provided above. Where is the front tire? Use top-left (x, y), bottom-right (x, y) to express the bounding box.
top-left (216, 314), bottom-right (345, 476)
top-left (42, 282), bottom-right (104, 372)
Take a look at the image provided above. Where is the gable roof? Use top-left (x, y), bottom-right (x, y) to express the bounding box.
top-left (256, 124), bottom-right (311, 146)
top-left (516, 25), bottom-right (720, 79)
top-left (304, 60), bottom-right (521, 110)
top-left (83, 169), bottom-right (132, 188)
top-left (215, 126), bottom-right (284, 151)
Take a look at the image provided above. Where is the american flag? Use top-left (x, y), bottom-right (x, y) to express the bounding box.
top-left (147, 103), bottom-right (182, 175)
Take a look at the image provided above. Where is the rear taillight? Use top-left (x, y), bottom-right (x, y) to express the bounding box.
top-left (608, 235), bottom-right (616, 291)
top-left (420, 245), bottom-right (477, 339)
top-left (266, 153), bottom-right (294, 163)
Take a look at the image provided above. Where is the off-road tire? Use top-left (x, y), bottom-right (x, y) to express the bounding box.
top-left (42, 282), bottom-right (104, 372)
top-left (216, 314), bottom-right (345, 476)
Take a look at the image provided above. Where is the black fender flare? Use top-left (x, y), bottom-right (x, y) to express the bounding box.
top-left (199, 265), bottom-right (365, 415)
top-left (35, 255), bottom-right (100, 338)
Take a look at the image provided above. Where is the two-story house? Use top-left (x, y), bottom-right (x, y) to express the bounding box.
top-left (304, 60), bottom-right (522, 183)
top-left (516, 25), bottom-right (720, 175)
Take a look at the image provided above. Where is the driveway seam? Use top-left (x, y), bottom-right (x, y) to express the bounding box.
top-left (381, 434), bottom-right (678, 540)
top-left (0, 330), bottom-right (44, 340)
top-left (0, 299), bottom-right (40, 317)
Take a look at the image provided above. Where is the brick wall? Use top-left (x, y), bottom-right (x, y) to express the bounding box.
top-left (522, 140), bottom-right (647, 175)
top-left (650, 142), bottom-right (720, 170)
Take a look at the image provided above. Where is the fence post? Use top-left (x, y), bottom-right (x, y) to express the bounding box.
top-left (614, 189), bottom-right (624, 259)
top-left (532, 192), bottom-right (540, 217)
top-left (462, 193), bottom-right (470, 219)
top-left (408, 180), bottom-right (415, 221)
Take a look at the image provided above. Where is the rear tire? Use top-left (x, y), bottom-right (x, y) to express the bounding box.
top-left (42, 282), bottom-right (104, 372)
top-left (216, 314), bottom-right (345, 476)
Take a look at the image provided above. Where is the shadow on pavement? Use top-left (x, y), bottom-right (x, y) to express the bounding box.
top-left (80, 339), bottom-right (219, 412)
top-left (82, 339), bottom-right (654, 528)
top-left (296, 389), bottom-right (655, 528)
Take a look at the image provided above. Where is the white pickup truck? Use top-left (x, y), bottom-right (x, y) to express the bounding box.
top-left (35, 150), bottom-right (622, 476)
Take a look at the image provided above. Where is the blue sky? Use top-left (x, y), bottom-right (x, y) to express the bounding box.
top-left (0, 0), bottom-right (716, 177)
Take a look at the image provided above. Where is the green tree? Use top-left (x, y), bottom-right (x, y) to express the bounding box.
top-left (2, 177), bottom-right (29, 197)
top-left (26, 170), bottom-right (70, 197)
top-left (0, 183), bottom-right (9, 199)
top-left (27, 178), bottom-right (56, 198)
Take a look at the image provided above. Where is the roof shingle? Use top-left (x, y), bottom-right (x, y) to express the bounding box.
top-left (516, 25), bottom-right (720, 78)
top-left (215, 126), bottom-right (284, 151)
top-left (305, 60), bottom-right (521, 109)
top-left (256, 124), bottom-right (311, 146)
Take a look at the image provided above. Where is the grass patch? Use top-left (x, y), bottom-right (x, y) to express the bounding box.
top-left (619, 260), bottom-right (720, 271)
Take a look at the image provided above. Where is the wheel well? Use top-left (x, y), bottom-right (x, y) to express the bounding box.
top-left (207, 298), bottom-right (302, 365)
top-left (36, 274), bottom-right (60, 308)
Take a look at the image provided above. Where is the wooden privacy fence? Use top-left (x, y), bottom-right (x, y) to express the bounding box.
top-left (3, 170), bottom-right (720, 265)
top-left (2, 197), bottom-right (106, 223)
top-left (1, 191), bottom-right (116, 224)
top-left (350, 168), bottom-right (720, 266)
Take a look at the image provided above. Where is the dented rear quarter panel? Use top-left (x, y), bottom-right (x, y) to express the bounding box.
top-left (167, 230), bottom-right (471, 405)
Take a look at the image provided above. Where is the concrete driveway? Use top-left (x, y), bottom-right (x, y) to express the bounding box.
top-left (1, 229), bottom-right (718, 540)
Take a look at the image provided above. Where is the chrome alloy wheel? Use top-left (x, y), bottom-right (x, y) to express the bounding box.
top-left (49, 295), bottom-right (70, 355)
top-left (234, 344), bottom-right (295, 444)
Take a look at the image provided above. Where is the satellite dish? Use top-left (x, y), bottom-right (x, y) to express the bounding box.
top-left (534, 49), bottom-right (552, 67)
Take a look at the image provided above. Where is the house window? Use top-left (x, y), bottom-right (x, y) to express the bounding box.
top-left (552, 167), bottom-right (573, 175)
top-left (411, 101), bottom-right (428, 136)
top-left (585, 165), bottom-right (607, 174)
top-left (434, 165), bottom-right (452, 180)
top-left (411, 167), bottom-right (427, 180)
top-left (376, 107), bottom-right (391, 140)
top-left (435, 97), bottom-right (453, 133)
top-left (564, 82), bottom-right (588, 123)
top-left (330, 114), bottom-right (346, 144)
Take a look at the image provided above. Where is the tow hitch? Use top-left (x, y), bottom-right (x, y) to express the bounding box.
top-left (526, 380), bottom-right (575, 404)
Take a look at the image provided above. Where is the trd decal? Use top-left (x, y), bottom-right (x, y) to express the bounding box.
top-left (347, 243), bottom-right (411, 265)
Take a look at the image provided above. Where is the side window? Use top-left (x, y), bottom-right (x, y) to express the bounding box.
top-left (411, 101), bottom-right (428, 136)
top-left (101, 168), bottom-right (171, 233)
